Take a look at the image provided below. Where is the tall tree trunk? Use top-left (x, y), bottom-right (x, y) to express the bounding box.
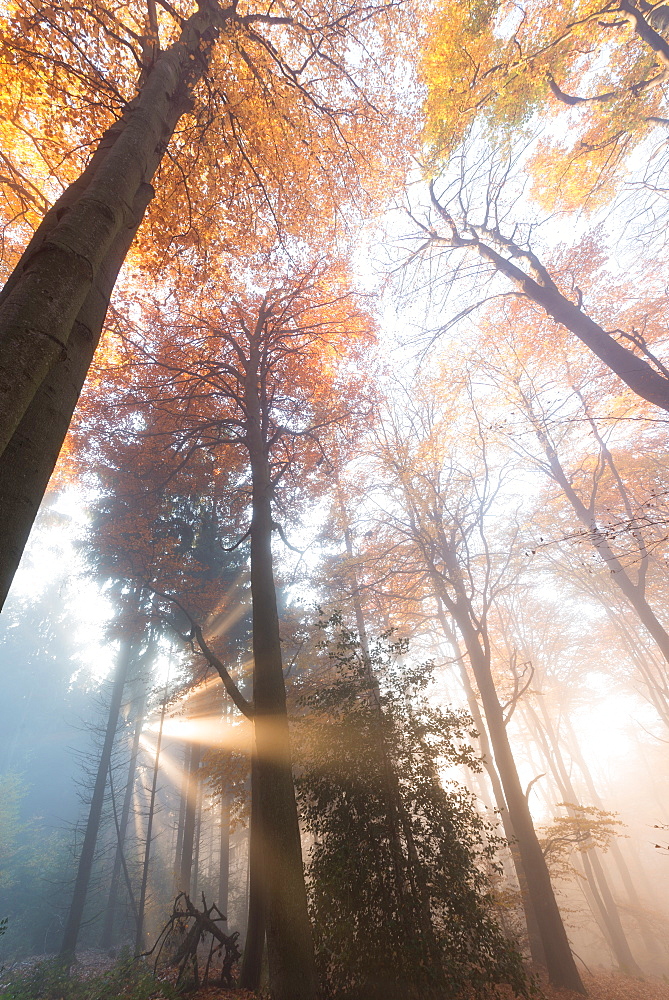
top-left (0, 3), bottom-right (234, 609)
top-left (60, 638), bottom-right (134, 963)
top-left (100, 674), bottom-right (148, 949)
top-left (0, 185), bottom-right (151, 611)
top-left (135, 681), bottom-right (168, 955)
top-left (527, 406), bottom-right (669, 669)
top-left (438, 209), bottom-right (669, 412)
top-left (174, 743), bottom-right (189, 891)
top-left (218, 698), bottom-right (232, 916)
top-left (434, 573), bottom-right (585, 993)
top-left (192, 777), bottom-right (203, 898)
top-left (245, 354), bottom-right (317, 1000)
top-left (436, 605), bottom-right (546, 967)
top-left (239, 749), bottom-right (266, 990)
top-left (178, 742), bottom-right (201, 895)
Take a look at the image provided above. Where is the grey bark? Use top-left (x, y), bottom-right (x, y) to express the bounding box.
top-left (135, 682), bottom-right (168, 955)
top-left (432, 563), bottom-right (585, 993)
top-left (245, 354), bottom-right (318, 1000)
top-left (100, 673), bottom-right (148, 948)
top-left (178, 741), bottom-right (201, 896)
top-left (60, 637), bottom-right (134, 963)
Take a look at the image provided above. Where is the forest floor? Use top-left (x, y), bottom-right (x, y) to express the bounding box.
top-left (535, 971), bottom-right (669, 1000)
top-left (176, 971), bottom-right (669, 1000)
top-left (3, 956), bottom-right (669, 1000)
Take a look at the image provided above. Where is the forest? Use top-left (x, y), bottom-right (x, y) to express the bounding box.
top-left (1, 0), bottom-right (669, 998)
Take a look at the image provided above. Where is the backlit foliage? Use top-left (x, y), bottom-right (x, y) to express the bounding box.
top-left (422, 0), bottom-right (669, 210)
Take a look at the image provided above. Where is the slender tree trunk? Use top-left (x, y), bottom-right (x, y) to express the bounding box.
top-left (178, 742), bottom-right (201, 896)
top-left (60, 638), bottom-right (134, 963)
top-left (174, 744), bottom-right (189, 890)
top-left (192, 777), bottom-right (203, 898)
top-left (436, 606), bottom-right (546, 966)
top-left (244, 352), bottom-right (317, 1000)
top-left (217, 687), bottom-right (231, 916)
top-left (563, 713), bottom-right (668, 964)
top-left (239, 749), bottom-right (266, 990)
top-left (448, 219), bottom-right (669, 412)
top-left (135, 682), bottom-right (168, 955)
top-left (219, 792), bottom-right (231, 916)
top-left (100, 675), bottom-right (148, 949)
top-left (525, 698), bottom-right (642, 975)
top-left (0, 3), bottom-right (231, 454)
top-left (435, 576), bottom-right (585, 993)
top-left (529, 412), bottom-right (669, 669)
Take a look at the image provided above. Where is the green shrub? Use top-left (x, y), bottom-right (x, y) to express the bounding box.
top-left (296, 616), bottom-right (533, 1000)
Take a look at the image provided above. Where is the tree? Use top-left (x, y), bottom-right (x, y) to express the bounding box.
top-left (0, 0), bottom-right (409, 608)
top-left (471, 321), bottom-right (669, 691)
top-left (296, 618), bottom-right (531, 1000)
top-left (354, 380), bottom-right (585, 992)
top-left (59, 619), bottom-right (147, 964)
top-left (72, 258), bottom-right (375, 1000)
top-left (405, 144), bottom-right (669, 413)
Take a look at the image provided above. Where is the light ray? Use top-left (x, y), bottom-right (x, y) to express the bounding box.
top-left (146, 715), bottom-right (253, 751)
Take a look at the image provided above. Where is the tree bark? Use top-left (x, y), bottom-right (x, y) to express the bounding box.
top-left (0, 185), bottom-right (152, 611)
top-left (174, 744), bottom-right (189, 891)
top-left (244, 347), bottom-right (317, 1000)
top-left (135, 681), bottom-right (168, 955)
top-left (525, 698), bottom-right (642, 975)
top-left (0, 3), bottom-right (234, 610)
top-left (192, 776), bottom-right (203, 899)
top-left (60, 638), bottom-right (134, 963)
top-left (239, 749), bottom-right (266, 990)
top-left (178, 742), bottom-right (201, 896)
top-left (0, 2), bottom-right (232, 458)
top-left (218, 699), bottom-right (231, 916)
top-left (100, 673), bottom-right (148, 949)
top-left (430, 193), bottom-right (669, 412)
top-left (436, 605), bottom-right (546, 967)
top-left (219, 792), bottom-right (231, 916)
top-left (528, 414), bottom-right (669, 669)
top-left (563, 713), bottom-right (668, 964)
top-left (433, 571), bottom-right (585, 993)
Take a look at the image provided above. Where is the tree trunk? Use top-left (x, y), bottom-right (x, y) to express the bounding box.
top-left (174, 744), bottom-right (189, 890)
top-left (457, 223), bottom-right (669, 412)
top-left (245, 356), bottom-right (317, 1000)
top-left (0, 185), bottom-right (152, 611)
top-left (0, 3), bottom-right (233, 609)
top-left (100, 674), bottom-right (148, 949)
top-left (435, 577), bottom-right (585, 993)
top-left (135, 682), bottom-right (168, 955)
top-left (178, 742), bottom-right (201, 896)
top-left (239, 749), bottom-right (266, 990)
top-left (218, 693), bottom-right (231, 917)
top-left (192, 776), bottom-right (203, 898)
top-left (436, 603), bottom-right (546, 966)
top-left (219, 792), bottom-right (231, 916)
top-left (60, 638), bottom-right (134, 963)
top-left (563, 713), bottom-right (668, 965)
top-left (530, 413), bottom-right (669, 669)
